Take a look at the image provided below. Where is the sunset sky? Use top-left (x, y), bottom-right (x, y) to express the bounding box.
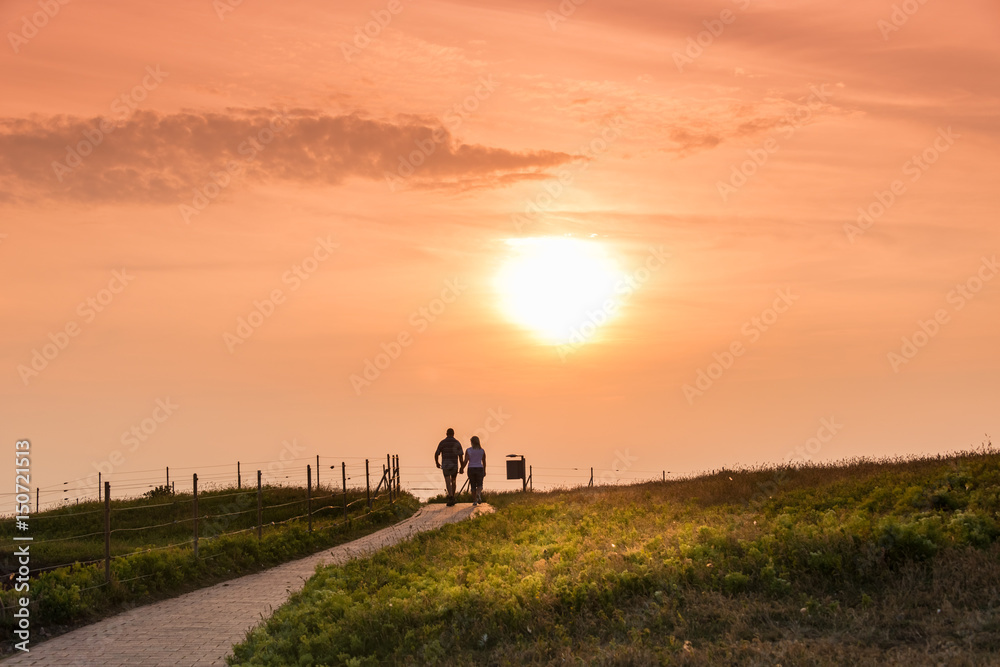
top-left (2, 0), bottom-right (998, 504)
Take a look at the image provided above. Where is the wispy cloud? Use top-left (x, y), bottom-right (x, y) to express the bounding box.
top-left (0, 108), bottom-right (573, 203)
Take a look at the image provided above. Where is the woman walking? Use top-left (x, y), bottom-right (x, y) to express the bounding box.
top-left (462, 436), bottom-right (487, 506)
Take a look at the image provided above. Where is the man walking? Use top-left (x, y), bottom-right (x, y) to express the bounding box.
top-left (434, 427), bottom-right (464, 506)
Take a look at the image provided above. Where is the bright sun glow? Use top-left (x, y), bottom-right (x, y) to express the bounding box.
top-left (496, 237), bottom-right (625, 344)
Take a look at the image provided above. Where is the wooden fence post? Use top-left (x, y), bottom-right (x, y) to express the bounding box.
top-left (306, 464), bottom-right (312, 533)
top-left (316, 455), bottom-right (320, 491)
top-left (365, 459), bottom-right (371, 511)
top-left (386, 454), bottom-right (392, 503)
top-left (104, 481), bottom-right (111, 584)
top-left (256, 470), bottom-right (263, 540)
top-left (342, 462), bottom-right (348, 523)
top-left (237, 461), bottom-right (241, 490)
top-left (192, 474), bottom-right (199, 559)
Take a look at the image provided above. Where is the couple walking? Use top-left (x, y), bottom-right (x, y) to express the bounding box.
top-left (434, 428), bottom-right (487, 507)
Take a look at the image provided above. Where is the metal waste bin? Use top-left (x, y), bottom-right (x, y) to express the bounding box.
top-left (506, 457), bottom-right (525, 480)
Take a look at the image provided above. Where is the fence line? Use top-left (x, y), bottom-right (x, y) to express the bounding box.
top-left (9, 456), bottom-right (399, 513)
top-left (5, 451), bottom-right (679, 521)
top-left (408, 463), bottom-right (674, 496)
top-left (0, 456), bottom-right (403, 584)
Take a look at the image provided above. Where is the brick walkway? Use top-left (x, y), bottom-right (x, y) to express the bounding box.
top-left (3, 503), bottom-right (492, 666)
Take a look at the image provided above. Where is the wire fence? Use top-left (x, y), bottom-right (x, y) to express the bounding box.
top-left (0, 453), bottom-right (402, 514)
top-left (0, 490), bottom-right (398, 614)
top-left (2, 446), bottom-right (681, 512)
top-left (0, 455), bottom-right (402, 584)
top-left (3, 451), bottom-right (681, 573)
top-left (406, 461), bottom-right (676, 496)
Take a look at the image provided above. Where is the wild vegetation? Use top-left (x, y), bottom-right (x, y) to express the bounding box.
top-left (229, 447), bottom-right (1000, 665)
top-left (0, 485), bottom-right (418, 649)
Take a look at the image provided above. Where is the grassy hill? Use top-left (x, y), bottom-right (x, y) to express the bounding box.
top-left (229, 447), bottom-right (1000, 665)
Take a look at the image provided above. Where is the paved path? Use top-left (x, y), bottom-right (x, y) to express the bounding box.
top-left (3, 503), bottom-right (493, 666)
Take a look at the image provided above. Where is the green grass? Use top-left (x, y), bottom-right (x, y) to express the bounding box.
top-left (0, 485), bottom-right (419, 648)
top-left (229, 448), bottom-right (1000, 665)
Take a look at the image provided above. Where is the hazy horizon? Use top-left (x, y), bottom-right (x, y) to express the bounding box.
top-left (2, 0), bottom-right (998, 508)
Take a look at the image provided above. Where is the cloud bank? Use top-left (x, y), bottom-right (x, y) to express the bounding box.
top-left (0, 108), bottom-right (574, 203)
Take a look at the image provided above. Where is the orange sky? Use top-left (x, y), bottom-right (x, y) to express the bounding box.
top-left (2, 0), bottom-right (998, 504)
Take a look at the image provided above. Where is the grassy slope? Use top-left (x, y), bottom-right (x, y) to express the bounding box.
top-left (0, 488), bottom-right (419, 651)
top-left (229, 451), bottom-right (1000, 666)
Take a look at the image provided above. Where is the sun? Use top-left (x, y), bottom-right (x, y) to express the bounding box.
top-left (496, 237), bottom-right (624, 344)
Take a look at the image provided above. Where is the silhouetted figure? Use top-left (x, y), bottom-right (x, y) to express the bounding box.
top-left (435, 428), bottom-right (463, 506)
top-left (462, 435), bottom-right (486, 506)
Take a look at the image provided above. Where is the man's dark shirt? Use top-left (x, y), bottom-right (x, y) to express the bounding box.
top-left (435, 436), bottom-right (463, 470)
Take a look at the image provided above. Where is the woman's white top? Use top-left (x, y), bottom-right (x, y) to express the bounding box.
top-left (465, 447), bottom-right (485, 468)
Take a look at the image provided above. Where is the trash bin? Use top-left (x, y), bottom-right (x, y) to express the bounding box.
top-left (506, 458), bottom-right (525, 480)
